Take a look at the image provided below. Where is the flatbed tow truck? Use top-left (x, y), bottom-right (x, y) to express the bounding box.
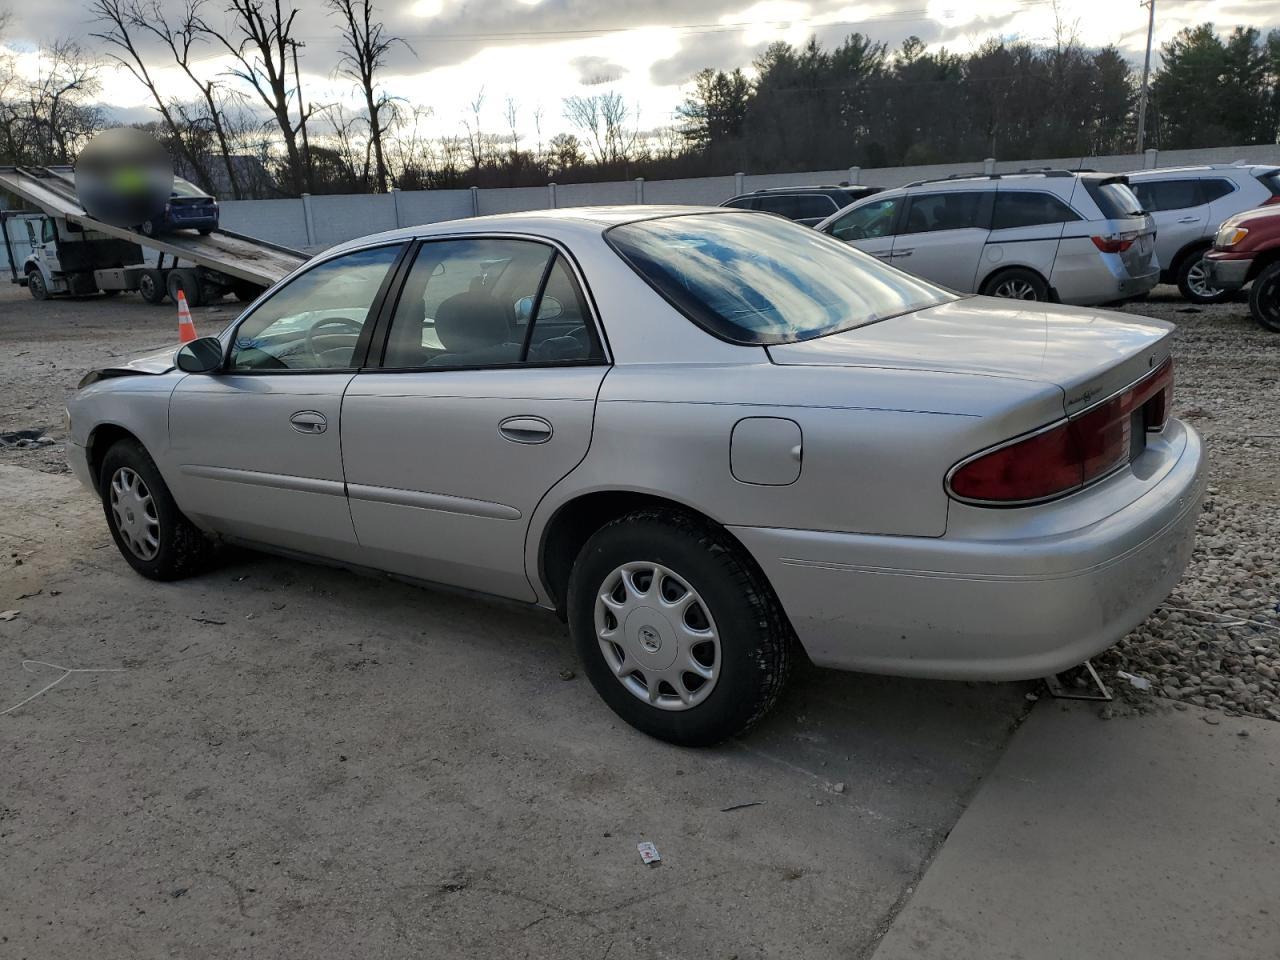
top-left (0, 165), bottom-right (306, 306)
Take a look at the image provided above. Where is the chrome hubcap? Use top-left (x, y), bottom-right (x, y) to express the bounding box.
top-left (594, 561), bottom-right (720, 711)
top-left (1187, 259), bottom-right (1222, 299)
top-left (993, 278), bottom-right (1038, 300)
top-left (109, 467), bottom-right (160, 560)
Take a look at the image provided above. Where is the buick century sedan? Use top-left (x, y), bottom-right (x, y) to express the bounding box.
top-left (66, 207), bottom-right (1206, 745)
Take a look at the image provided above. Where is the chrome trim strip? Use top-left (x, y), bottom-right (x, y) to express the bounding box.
top-left (179, 464), bottom-right (345, 497)
top-left (346, 482), bottom-right (521, 520)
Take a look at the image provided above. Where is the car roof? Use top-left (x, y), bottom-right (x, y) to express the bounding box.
top-left (1127, 163), bottom-right (1278, 178)
top-left (322, 204), bottom-right (730, 256)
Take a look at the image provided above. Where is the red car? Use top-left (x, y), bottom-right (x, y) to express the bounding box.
top-left (1205, 205), bottom-right (1280, 331)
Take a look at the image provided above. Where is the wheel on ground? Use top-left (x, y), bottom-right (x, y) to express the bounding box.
top-left (197, 226), bottom-right (213, 236)
top-left (166, 268), bottom-right (203, 307)
top-left (26, 270), bottom-right (48, 300)
top-left (140, 220), bottom-right (156, 237)
top-left (138, 269), bottom-right (167, 305)
top-left (566, 510), bottom-right (792, 746)
top-left (1176, 250), bottom-right (1228, 304)
top-left (99, 439), bottom-right (212, 581)
top-left (1249, 261), bottom-right (1280, 333)
top-left (981, 267), bottom-right (1048, 301)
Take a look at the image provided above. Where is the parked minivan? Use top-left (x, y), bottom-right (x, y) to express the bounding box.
top-left (1126, 163), bottom-right (1280, 303)
top-left (814, 171), bottom-right (1158, 305)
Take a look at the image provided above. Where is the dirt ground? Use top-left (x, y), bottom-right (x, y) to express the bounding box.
top-left (0, 281), bottom-right (1275, 958)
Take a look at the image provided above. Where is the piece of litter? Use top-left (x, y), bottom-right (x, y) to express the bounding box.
top-left (721, 801), bottom-right (765, 813)
top-left (0, 610), bottom-right (19, 622)
top-left (558, 668), bottom-right (575, 681)
top-left (1025, 691), bottom-right (1039, 702)
top-left (190, 617), bottom-right (226, 625)
top-left (832, 782), bottom-right (846, 794)
top-left (1203, 714), bottom-right (1220, 725)
top-left (637, 841), bottom-right (661, 865)
top-left (1116, 671), bottom-right (1151, 691)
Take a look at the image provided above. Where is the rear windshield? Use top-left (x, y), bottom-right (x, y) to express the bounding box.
top-left (1086, 180), bottom-right (1144, 218)
top-left (606, 212), bottom-right (953, 345)
top-left (171, 178), bottom-right (208, 198)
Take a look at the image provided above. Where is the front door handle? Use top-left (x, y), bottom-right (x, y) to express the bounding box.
top-left (290, 410), bottom-right (327, 434)
top-left (499, 416), bottom-right (553, 444)
top-left (892, 248), bottom-right (913, 257)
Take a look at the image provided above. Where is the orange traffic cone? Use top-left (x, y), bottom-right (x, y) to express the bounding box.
top-left (176, 290), bottom-right (197, 343)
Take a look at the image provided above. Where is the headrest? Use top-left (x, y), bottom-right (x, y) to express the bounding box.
top-left (434, 292), bottom-right (508, 353)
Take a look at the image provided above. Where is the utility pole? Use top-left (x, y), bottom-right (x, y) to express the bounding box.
top-left (1136, 0), bottom-right (1156, 153)
top-left (290, 39), bottom-right (313, 193)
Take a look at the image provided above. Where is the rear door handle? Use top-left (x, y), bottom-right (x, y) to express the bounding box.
top-left (289, 410), bottom-right (327, 434)
top-left (499, 416), bottom-right (553, 444)
top-left (1176, 216), bottom-right (1199, 223)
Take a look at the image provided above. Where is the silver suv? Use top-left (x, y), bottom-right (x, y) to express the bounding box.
top-left (815, 171), bottom-right (1158, 305)
top-left (1126, 163), bottom-right (1280, 303)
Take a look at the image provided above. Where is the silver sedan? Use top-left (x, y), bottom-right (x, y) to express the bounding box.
top-left (66, 207), bottom-right (1206, 745)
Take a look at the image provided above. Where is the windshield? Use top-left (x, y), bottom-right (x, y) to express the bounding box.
top-left (606, 212), bottom-right (954, 345)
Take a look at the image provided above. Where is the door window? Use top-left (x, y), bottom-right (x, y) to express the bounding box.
top-left (229, 243), bottom-right (404, 371)
top-left (1130, 179), bottom-right (1203, 212)
top-left (991, 191), bottom-right (1080, 229)
top-left (1199, 178), bottom-right (1235, 203)
top-left (755, 194), bottom-right (838, 220)
top-left (901, 192), bottom-right (987, 234)
top-left (825, 197), bottom-right (902, 241)
top-left (41, 218), bottom-right (56, 243)
top-left (381, 238), bottom-right (599, 369)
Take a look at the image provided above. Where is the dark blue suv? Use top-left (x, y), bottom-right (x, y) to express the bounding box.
top-left (139, 177), bottom-right (218, 236)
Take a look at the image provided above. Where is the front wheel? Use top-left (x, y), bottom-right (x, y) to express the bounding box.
top-left (567, 510), bottom-right (792, 746)
top-left (981, 267), bottom-right (1048, 301)
top-left (1176, 251), bottom-right (1228, 304)
top-left (27, 271), bottom-right (48, 300)
top-left (100, 439), bottom-right (212, 580)
top-left (1250, 262), bottom-right (1280, 333)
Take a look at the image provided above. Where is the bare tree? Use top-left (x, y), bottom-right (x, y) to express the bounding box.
top-left (327, 0), bottom-right (406, 193)
top-left (26, 40), bottom-right (104, 163)
top-left (462, 87), bottom-right (486, 170)
top-left (196, 0), bottom-right (314, 194)
top-left (562, 89), bottom-right (639, 167)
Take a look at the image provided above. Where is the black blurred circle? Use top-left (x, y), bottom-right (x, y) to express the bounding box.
top-left (75, 129), bottom-right (173, 229)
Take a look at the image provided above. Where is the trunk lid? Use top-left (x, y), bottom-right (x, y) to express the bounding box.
top-left (767, 297), bottom-right (1173, 415)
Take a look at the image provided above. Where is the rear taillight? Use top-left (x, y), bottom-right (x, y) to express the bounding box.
top-left (1091, 234), bottom-right (1135, 253)
top-left (948, 359), bottom-right (1174, 505)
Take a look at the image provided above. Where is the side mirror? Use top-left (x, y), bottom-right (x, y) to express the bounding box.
top-left (515, 295), bottom-right (563, 323)
top-left (176, 336), bottom-right (224, 373)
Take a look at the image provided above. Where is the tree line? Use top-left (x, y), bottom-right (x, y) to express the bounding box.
top-left (1, 3), bottom-right (1278, 201)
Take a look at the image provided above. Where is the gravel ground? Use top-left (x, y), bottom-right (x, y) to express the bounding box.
top-left (1, 282), bottom-right (1277, 721)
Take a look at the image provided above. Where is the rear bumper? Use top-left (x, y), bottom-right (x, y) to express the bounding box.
top-left (1204, 254), bottom-right (1252, 291)
top-left (731, 421), bottom-right (1206, 681)
top-left (1051, 258), bottom-right (1160, 306)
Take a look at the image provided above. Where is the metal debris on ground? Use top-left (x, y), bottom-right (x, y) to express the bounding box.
top-left (1043, 660), bottom-right (1113, 701)
top-left (720, 801), bottom-right (765, 813)
top-left (637, 841), bottom-right (661, 865)
top-left (1116, 671), bottom-right (1153, 691)
top-left (0, 610), bottom-right (19, 621)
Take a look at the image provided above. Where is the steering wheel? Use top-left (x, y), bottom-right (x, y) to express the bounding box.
top-left (305, 316), bottom-right (363, 365)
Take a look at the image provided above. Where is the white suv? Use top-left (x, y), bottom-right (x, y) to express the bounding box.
top-left (1126, 163), bottom-right (1280, 303)
top-left (815, 171), bottom-right (1159, 306)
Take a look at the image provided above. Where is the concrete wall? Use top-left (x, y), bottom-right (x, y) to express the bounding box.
top-left (195, 141), bottom-right (1280, 253)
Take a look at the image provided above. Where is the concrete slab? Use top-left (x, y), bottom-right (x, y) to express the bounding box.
top-left (871, 700), bottom-right (1280, 960)
top-left (0, 465), bottom-right (1029, 959)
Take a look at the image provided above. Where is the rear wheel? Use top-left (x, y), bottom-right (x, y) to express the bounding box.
top-left (166, 268), bottom-right (204, 307)
top-left (99, 439), bottom-right (212, 581)
top-left (138, 269), bottom-right (167, 305)
top-left (1249, 262), bottom-right (1280, 333)
top-left (1176, 249), bottom-right (1228, 304)
top-left (567, 510), bottom-right (792, 746)
top-left (26, 270), bottom-right (48, 300)
top-left (981, 267), bottom-right (1048, 301)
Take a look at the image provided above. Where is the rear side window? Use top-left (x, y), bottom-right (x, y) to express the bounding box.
top-left (1131, 179), bottom-right (1203, 212)
top-left (722, 197), bottom-right (755, 210)
top-left (826, 196), bottom-right (902, 241)
top-left (1256, 170), bottom-right (1280, 198)
top-left (992, 192), bottom-right (1080, 230)
top-left (755, 193), bottom-right (838, 220)
top-left (1086, 180), bottom-right (1144, 218)
top-left (1199, 179), bottom-right (1235, 203)
top-left (902, 192), bottom-right (988, 234)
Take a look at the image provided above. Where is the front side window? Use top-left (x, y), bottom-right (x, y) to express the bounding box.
top-left (826, 196), bottom-right (902, 241)
top-left (902, 192), bottom-right (987, 234)
top-left (756, 194), bottom-right (838, 220)
top-left (992, 191), bottom-right (1081, 230)
top-left (229, 243), bottom-right (404, 371)
top-left (1131, 179), bottom-right (1203, 212)
top-left (607, 211), bottom-right (954, 345)
top-left (381, 238), bottom-right (598, 369)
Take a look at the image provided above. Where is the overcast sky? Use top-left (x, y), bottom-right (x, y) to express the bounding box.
top-left (3, 0), bottom-right (1277, 140)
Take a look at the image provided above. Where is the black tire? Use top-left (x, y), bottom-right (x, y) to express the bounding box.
top-left (166, 268), bottom-right (203, 307)
top-left (232, 280), bottom-right (265, 303)
top-left (1175, 248), bottom-right (1228, 304)
top-left (99, 439), bottom-right (212, 581)
top-left (197, 226), bottom-right (213, 236)
top-left (980, 267), bottom-right (1048, 301)
top-left (26, 270), bottom-right (48, 300)
top-left (566, 509), bottom-right (793, 746)
top-left (138, 269), bottom-right (167, 305)
top-left (139, 220), bottom-right (155, 237)
top-left (1249, 261), bottom-right (1280, 333)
